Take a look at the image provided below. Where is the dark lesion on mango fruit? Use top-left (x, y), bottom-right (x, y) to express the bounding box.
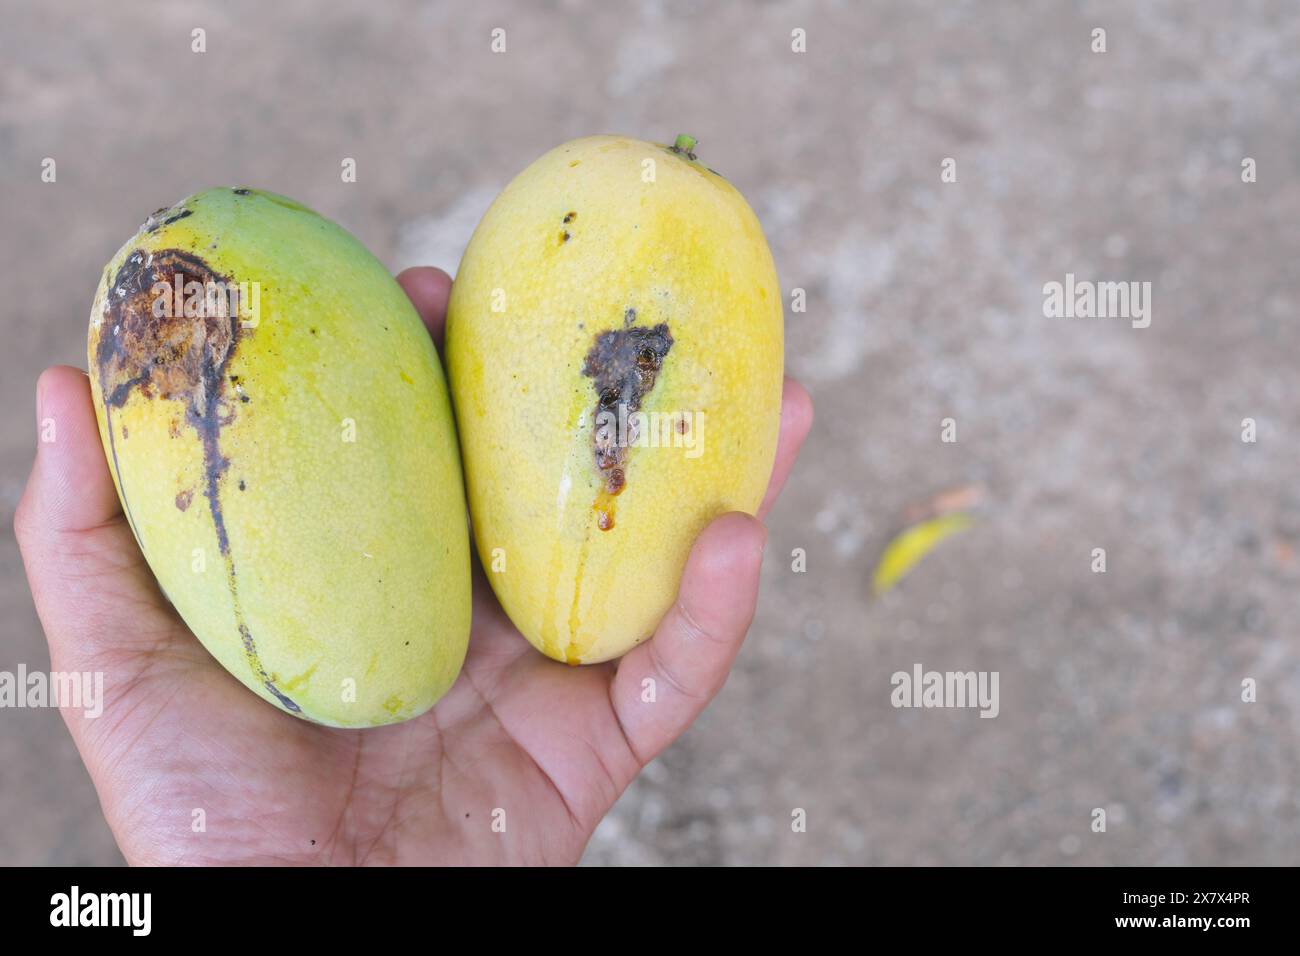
top-left (557, 211), bottom-right (576, 245)
top-left (95, 245), bottom-right (243, 561)
top-left (96, 249), bottom-right (238, 418)
top-left (93, 247), bottom-right (300, 716)
top-left (96, 247), bottom-right (243, 560)
top-left (581, 318), bottom-right (673, 528)
top-left (144, 207), bottom-right (193, 234)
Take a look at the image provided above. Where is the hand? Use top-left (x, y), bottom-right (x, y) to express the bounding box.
top-left (14, 267), bottom-right (812, 865)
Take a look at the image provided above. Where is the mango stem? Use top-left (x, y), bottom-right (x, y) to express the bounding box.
top-left (673, 133), bottom-right (698, 154)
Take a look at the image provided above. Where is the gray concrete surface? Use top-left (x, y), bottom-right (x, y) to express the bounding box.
top-left (2, 0), bottom-right (1298, 865)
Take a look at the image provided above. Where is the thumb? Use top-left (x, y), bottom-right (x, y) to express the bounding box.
top-left (610, 511), bottom-right (767, 765)
top-left (23, 366), bottom-right (123, 534)
top-left (14, 366), bottom-right (183, 674)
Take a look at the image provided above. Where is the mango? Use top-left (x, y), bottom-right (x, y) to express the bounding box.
top-left (446, 135), bottom-right (783, 663)
top-left (87, 188), bottom-right (470, 726)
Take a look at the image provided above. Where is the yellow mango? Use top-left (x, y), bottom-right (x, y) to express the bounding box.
top-left (447, 135), bottom-right (783, 663)
top-left (87, 188), bottom-right (470, 726)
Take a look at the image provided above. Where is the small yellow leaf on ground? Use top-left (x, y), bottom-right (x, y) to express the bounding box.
top-left (872, 512), bottom-right (974, 596)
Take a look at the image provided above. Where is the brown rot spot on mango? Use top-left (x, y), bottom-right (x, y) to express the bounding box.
top-left (96, 249), bottom-right (237, 414)
top-left (95, 247), bottom-right (243, 555)
top-left (563, 211), bottom-right (576, 224)
top-left (175, 489), bottom-right (193, 511)
top-left (594, 496), bottom-right (616, 531)
top-left (93, 244), bottom-right (288, 720)
top-left (232, 187), bottom-right (251, 195)
top-left (581, 319), bottom-right (673, 526)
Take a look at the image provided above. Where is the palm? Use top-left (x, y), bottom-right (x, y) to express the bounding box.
top-left (69, 514), bottom-right (631, 865)
top-left (16, 267), bottom-right (811, 866)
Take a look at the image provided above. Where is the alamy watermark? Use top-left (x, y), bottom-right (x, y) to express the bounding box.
top-left (1043, 273), bottom-right (1151, 329)
top-left (150, 273), bottom-right (262, 328)
top-left (891, 663), bottom-right (999, 718)
top-left (0, 665), bottom-right (103, 718)
top-left (50, 886), bottom-right (150, 935)
top-left (594, 403), bottom-right (705, 459)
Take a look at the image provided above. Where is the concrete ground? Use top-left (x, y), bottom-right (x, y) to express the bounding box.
top-left (2, 0), bottom-right (1298, 865)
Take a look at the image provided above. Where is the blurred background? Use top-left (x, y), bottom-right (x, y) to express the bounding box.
top-left (2, 0), bottom-right (1299, 865)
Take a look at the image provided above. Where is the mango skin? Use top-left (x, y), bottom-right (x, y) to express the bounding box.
top-left (87, 188), bottom-right (470, 727)
top-left (447, 135), bottom-right (783, 664)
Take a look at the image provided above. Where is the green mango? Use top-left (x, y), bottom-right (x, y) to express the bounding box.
top-left (87, 188), bottom-right (470, 726)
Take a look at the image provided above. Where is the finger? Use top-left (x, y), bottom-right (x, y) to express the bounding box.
top-left (396, 266), bottom-right (452, 349)
top-left (610, 512), bottom-right (766, 765)
top-left (14, 366), bottom-right (185, 674)
top-left (23, 366), bottom-right (122, 533)
top-left (758, 377), bottom-right (814, 520)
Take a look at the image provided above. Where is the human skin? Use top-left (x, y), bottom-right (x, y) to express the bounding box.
top-left (13, 266), bottom-right (812, 865)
